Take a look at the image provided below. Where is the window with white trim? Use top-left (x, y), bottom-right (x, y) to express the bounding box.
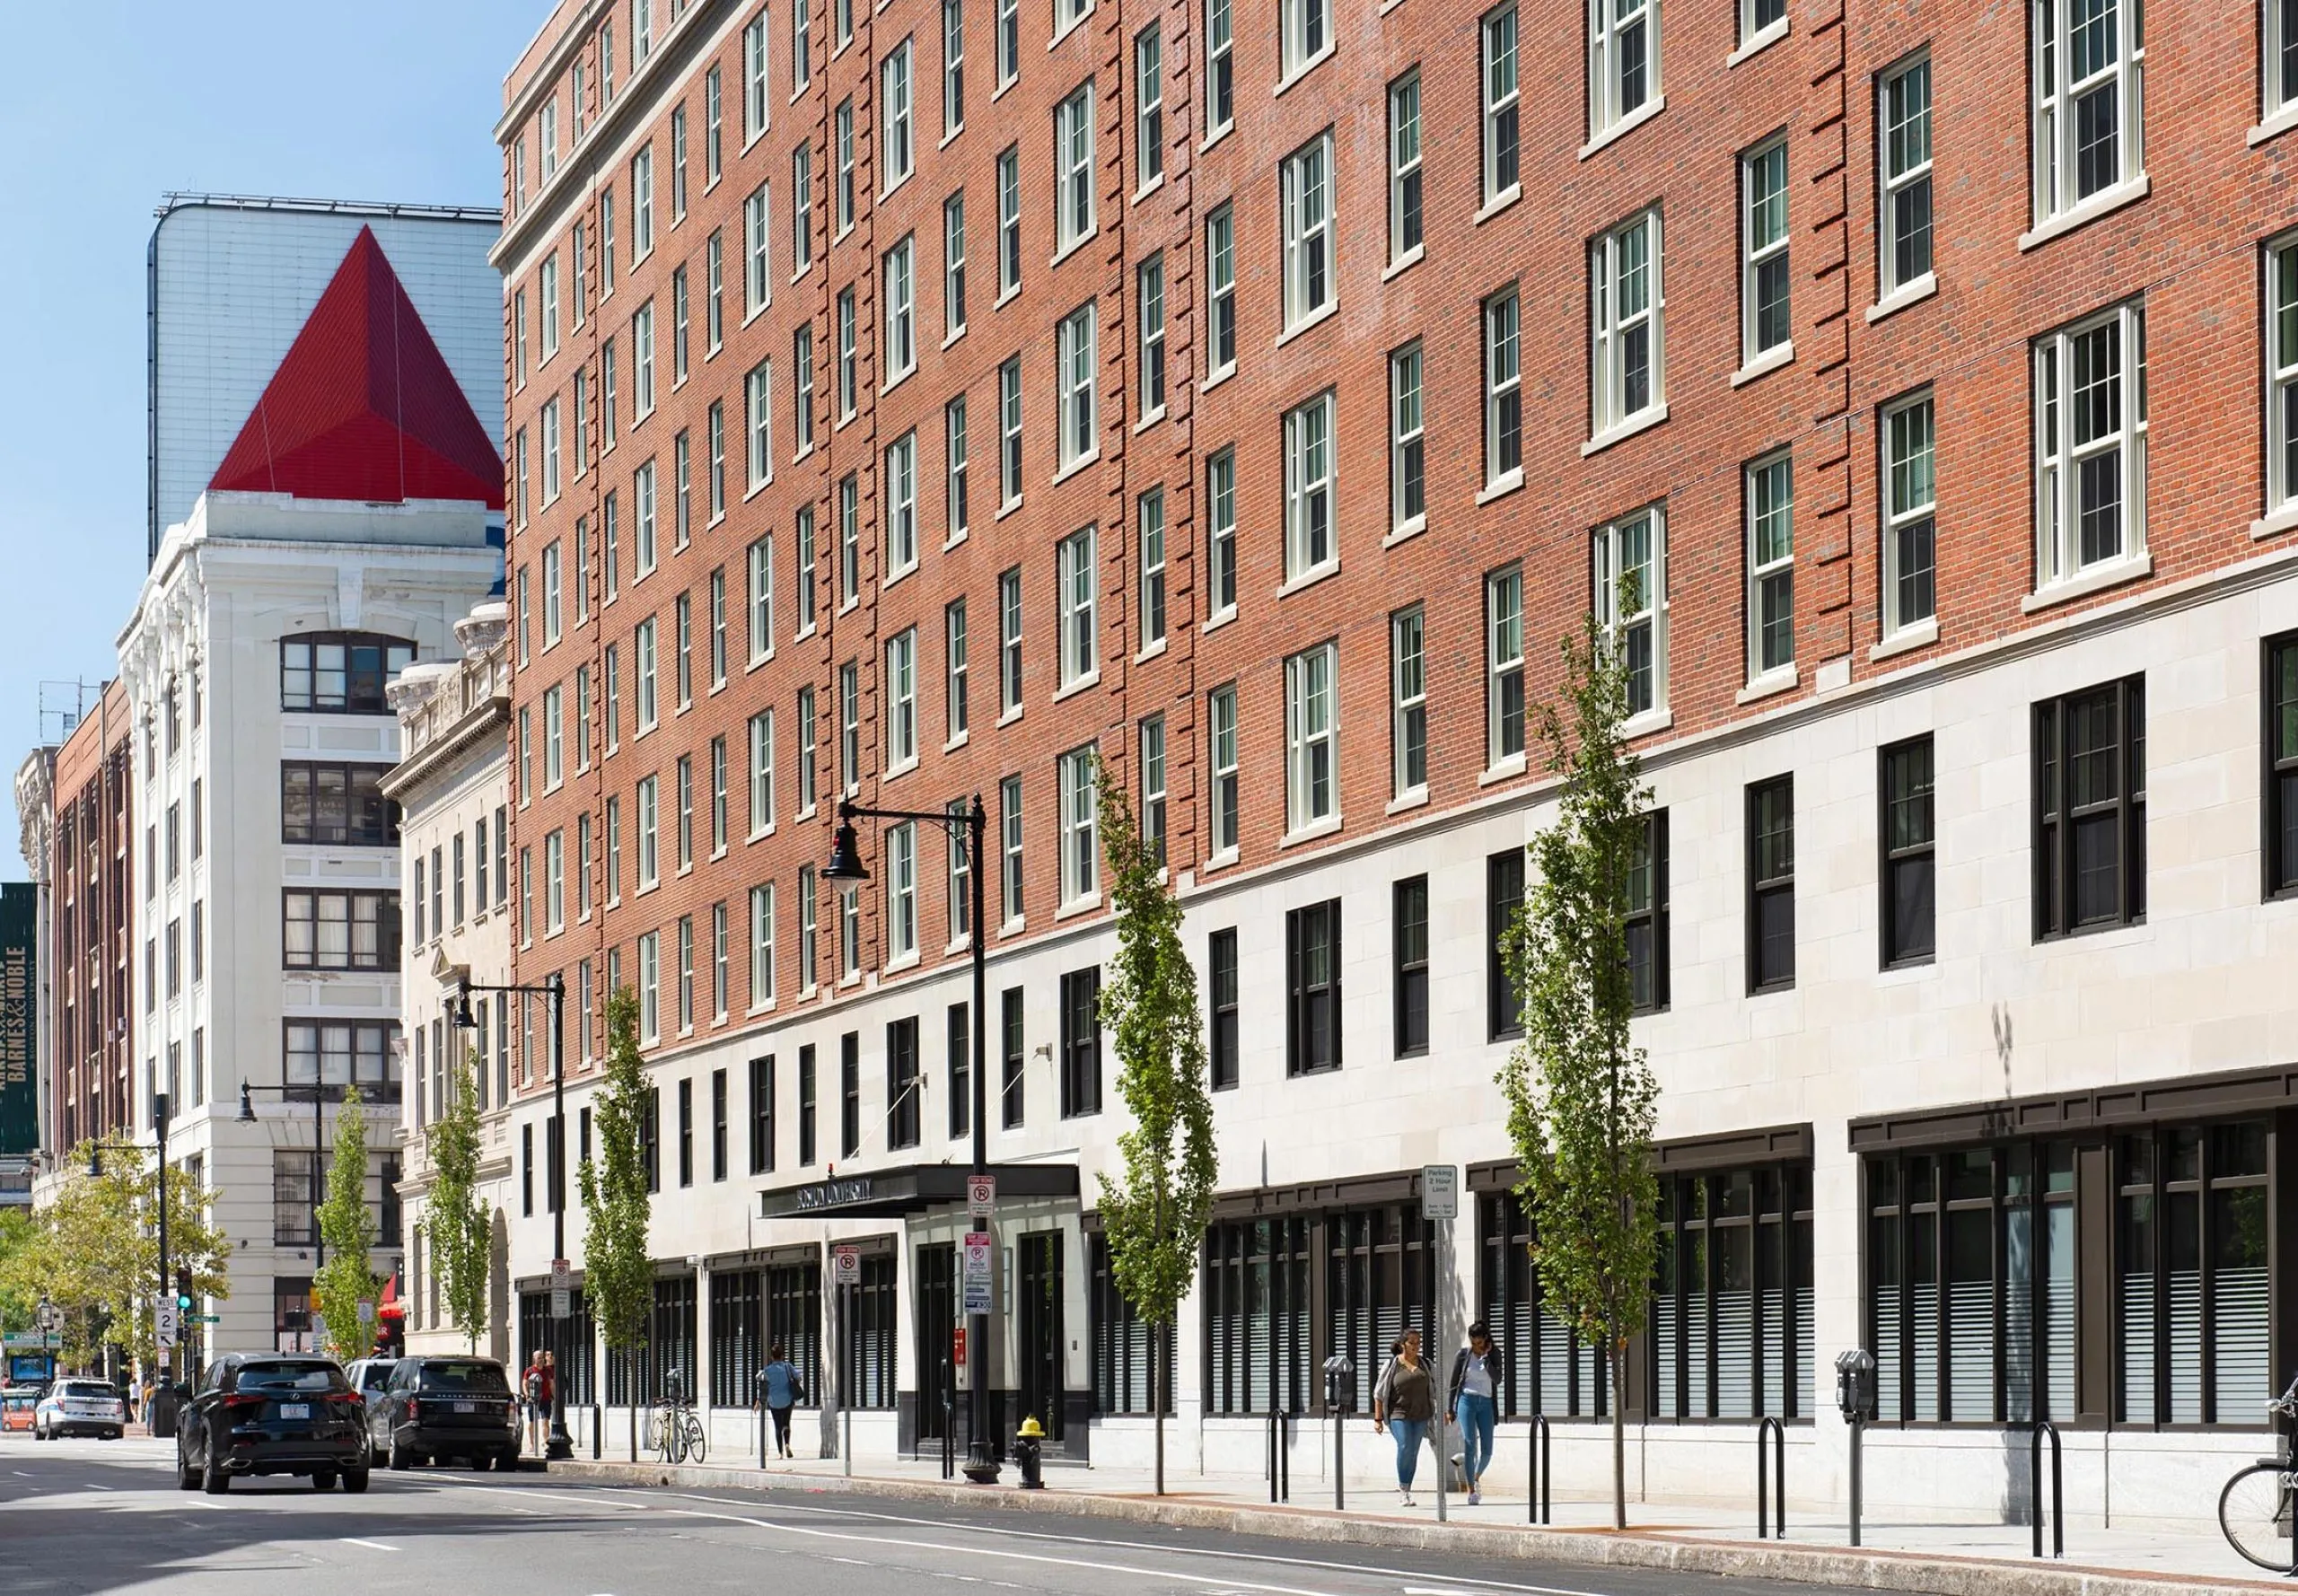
top-left (750, 709), bottom-right (776, 834)
top-left (1208, 685), bottom-right (1240, 856)
top-left (2272, 0), bottom-right (2298, 117)
top-left (634, 459), bottom-right (658, 574)
top-left (946, 597), bottom-right (969, 741)
top-left (838, 660), bottom-right (861, 794)
top-left (1058, 746), bottom-right (1098, 906)
top-left (887, 628), bottom-right (918, 771)
top-left (636, 773), bottom-right (661, 888)
top-left (2034, 300), bottom-right (2146, 588)
top-left (884, 236), bottom-right (917, 382)
top-left (999, 566), bottom-right (1023, 713)
top-left (944, 0), bottom-right (965, 136)
top-left (1391, 605), bottom-right (1426, 799)
top-left (1057, 525), bottom-right (1097, 686)
top-left (1741, 137), bottom-right (1790, 362)
top-left (836, 286), bottom-right (856, 418)
top-left (1880, 56), bottom-right (1934, 298)
top-left (748, 534), bottom-right (775, 662)
top-left (710, 733), bottom-right (728, 849)
top-left (1593, 504), bottom-right (1667, 717)
top-left (999, 776), bottom-right (1023, 921)
top-left (746, 361), bottom-right (774, 488)
top-left (632, 145), bottom-right (654, 260)
top-left (744, 182), bottom-right (772, 315)
top-left (798, 685), bottom-right (819, 811)
top-left (1206, 205), bottom-right (1237, 375)
top-left (1389, 74), bottom-right (1422, 263)
top-left (2030, 0), bottom-right (2144, 225)
top-left (794, 0), bottom-right (812, 88)
top-left (885, 432), bottom-right (918, 576)
top-left (794, 325), bottom-right (815, 452)
top-left (1280, 135), bottom-right (1333, 329)
top-left (1137, 254), bottom-right (1167, 418)
top-left (882, 39), bottom-right (915, 189)
top-left (946, 396), bottom-right (969, 540)
top-left (1056, 0), bottom-right (1092, 37)
top-left (1881, 391), bottom-right (1936, 636)
top-left (1137, 487), bottom-right (1166, 650)
top-left (1282, 392), bottom-right (1334, 580)
top-left (835, 100), bottom-right (855, 232)
top-left (1136, 27), bottom-right (1163, 189)
top-left (706, 232), bottom-right (724, 350)
top-left (1483, 7), bottom-right (1520, 205)
top-left (1588, 0), bottom-right (1656, 141)
top-left (2269, 239), bottom-right (2298, 514)
top-left (793, 143), bottom-right (814, 274)
top-left (1205, 0), bottom-right (1234, 136)
top-left (943, 194), bottom-right (967, 339)
top-left (707, 400), bottom-right (726, 517)
top-left (672, 109), bottom-right (689, 224)
top-left (1057, 303), bottom-right (1096, 468)
top-left (887, 822), bottom-right (918, 962)
top-left (997, 145), bottom-right (1022, 296)
top-left (1591, 208), bottom-right (1664, 435)
top-left (750, 882), bottom-right (776, 1006)
top-left (1206, 447), bottom-right (1237, 616)
top-left (1056, 86), bottom-right (1095, 252)
top-left (996, 0), bottom-right (1017, 85)
top-left (1485, 289), bottom-right (1522, 486)
top-left (1486, 566), bottom-right (1524, 767)
top-left (633, 300), bottom-right (657, 417)
top-left (1280, 0), bottom-right (1327, 79)
top-left (636, 616), bottom-right (659, 730)
top-left (1746, 452), bottom-right (1794, 681)
top-left (1285, 642), bottom-right (1338, 833)
top-left (1139, 715), bottom-right (1167, 863)
top-left (838, 475), bottom-right (859, 602)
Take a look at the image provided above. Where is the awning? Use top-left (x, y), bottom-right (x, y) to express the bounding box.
top-left (376, 1271), bottom-right (405, 1320)
top-left (758, 1162), bottom-right (1079, 1221)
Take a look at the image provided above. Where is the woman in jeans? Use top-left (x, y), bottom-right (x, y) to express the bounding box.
top-left (1371, 1329), bottom-right (1435, 1507)
top-left (1448, 1320), bottom-right (1504, 1505)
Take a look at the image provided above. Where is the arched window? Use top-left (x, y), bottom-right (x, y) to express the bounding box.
top-left (279, 633), bottom-right (416, 714)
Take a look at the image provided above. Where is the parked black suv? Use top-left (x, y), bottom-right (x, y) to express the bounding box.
top-left (370, 1355), bottom-right (520, 1471)
top-left (176, 1354), bottom-right (369, 1494)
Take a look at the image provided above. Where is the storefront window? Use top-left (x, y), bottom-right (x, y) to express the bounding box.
top-left (1478, 1190), bottom-right (1609, 1419)
top-left (1201, 1218), bottom-right (1311, 1415)
top-left (1651, 1163), bottom-right (1813, 1420)
top-left (2118, 1121), bottom-right (2269, 1425)
top-left (1091, 1233), bottom-right (1171, 1415)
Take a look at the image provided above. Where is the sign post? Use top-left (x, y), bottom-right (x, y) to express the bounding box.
top-left (551, 1258), bottom-right (574, 1320)
top-left (832, 1246), bottom-right (860, 1478)
top-left (1422, 1165), bottom-right (1458, 1522)
top-left (961, 1231), bottom-right (993, 1316)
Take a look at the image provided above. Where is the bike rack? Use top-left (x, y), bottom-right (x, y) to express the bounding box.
top-left (1527, 1415), bottom-right (1552, 1526)
top-left (591, 1402), bottom-right (602, 1460)
top-left (1263, 1409), bottom-right (1292, 1502)
top-left (1757, 1416), bottom-right (1786, 1539)
top-left (2030, 1421), bottom-right (2064, 1560)
top-left (941, 1358), bottom-right (956, 1481)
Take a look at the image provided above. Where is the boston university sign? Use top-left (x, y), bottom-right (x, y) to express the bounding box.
top-left (792, 1176), bottom-right (876, 1213)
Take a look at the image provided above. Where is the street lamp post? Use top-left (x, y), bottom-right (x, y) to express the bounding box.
top-left (238, 1081), bottom-right (329, 1271)
top-left (450, 970), bottom-right (574, 1462)
top-left (825, 795), bottom-right (998, 1483)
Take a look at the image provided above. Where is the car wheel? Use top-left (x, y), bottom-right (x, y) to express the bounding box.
top-left (387, 1434), bottom-right (409, 1471)
top-left (177, 1456), bottom-right (201, 1491)
top-left (312, 1470), bottom-right (338, 1491)
top-left (202, 1462), bottom-right (230, 1495)
top-left (341, 1468), bottom-right (371, 1495)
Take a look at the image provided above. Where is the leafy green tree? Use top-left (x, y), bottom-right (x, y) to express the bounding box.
top-left (19, 1143), bottom-right (229, 1371)
top-left (1497, 613), bottom-right (1662, 1530)
top-left (425, 1048), bottom-right (493, 1352)
top-left (579, 988), bottom-right (653, 1460)
top-left (1092, 753), bottom-right (1217, 1496)
top-left (0, 1209), bottom-right (41, 1335)
top-left (312, 1086), bottom-right (381, 1361)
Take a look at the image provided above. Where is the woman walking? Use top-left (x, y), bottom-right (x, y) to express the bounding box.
top-left (759, 1343), bottom-right (805, 1460)
top-left (1448, 1320), bottom-right (1503, 1505)
top-left (1371, 1329), bottom-right (1436, 1507)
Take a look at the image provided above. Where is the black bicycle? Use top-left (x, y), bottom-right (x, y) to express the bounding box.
top-left (2219, 1374), bottom-right (2298, 1571)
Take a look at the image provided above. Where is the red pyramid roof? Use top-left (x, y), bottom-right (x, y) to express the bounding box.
top-left (208, 225), bottom-right (504, 510)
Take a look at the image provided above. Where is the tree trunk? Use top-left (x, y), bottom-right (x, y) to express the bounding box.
top-left (1607, 1312), bottom-right (1626, 1530)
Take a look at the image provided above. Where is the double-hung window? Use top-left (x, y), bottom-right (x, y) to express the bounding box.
top-left (743, 11), bottom-right (769, 139)
top-left (797, 687), bottom-right (819, 813)
top-left (881, 39), bottom-right (914, 189)
top-left (631, 145), bottom-right (654, 260)
top-left (1390, 344), bottom-right (1425, 531)
top-left (2267, 633), bottom-right (2298, 898)
top-left (1208, 931), bottom-right (1239, 1087)
top-left (750, 708), bottom-right (778, 836)
top-left (635, 617), bottom-right (660, 730)
top-left (1391, 606), bottom-right (1426, 799)
top-left (946, 397), bottom-right (970, 539)
top-left (838, 661), bottom-right (861, 795)
top-left (1482, 7), bottom-right (1520, 206)
top-left (944, 0), bottom-right (965, 136)
top-left (886, 629), bottom-right (918, 771)
top-left (1881, 736), bottom-right (1936, 966)
top-left (887, 825), bottom-right (918, 963)
top-left (946, 599), bottom-right (969, 741)
top-left (834, 101), bottom-right (855, 232)
top-left (1284, 642), bottom-right (1338, 833)
top-left (1208, 685), bottom-right (1240, 856)
top-left (1745, 452), bottom-right (1794, 682)
top-left (997, 146), bottom-right (1022, 296)
top-left (1284, 901), bottom-right (1340, 1075)
top-left (1282, 393), bottom-right (1334, 580)
top-left (706, 232), bottom-right (725, 350)
top-left (1880, 57), bottom-right (1934, 298)
top-left (2030, 0), bottom-right (2144, 225)
top-left (1138, 715), bottom-right (1168, 861)
top-left (1137, 255), bottom-right (1167, 418)
top-left (793, 326), bottom-right (815, 452)
top-left (1206, 448), bottom-right (1237, 616)
top-left (1593, 504), bottom-right (1665, 717)
top-left (746, 361), bottom-right (774, 488)
top-left (1591, 209), bottom-right (1664, 435)
top-left (836, 287), bottom-right (856, 419)
top-left (1388, 75), bottom-right (1422, 264)
top-left (793, 144), bottom-right (814, 274)
top-left (1057, 746), bottom-right (1099, 906)
top-left (1055, 87), bottom-right (1095, 252)
top-left (748, 534), bottom-right (775, 662)
top-left (707, 401), bottom-right (727, 517)
top-left (2034, 675), bottom-right (2146, 936)
top-left (1393, 877), bottom-right (1429, 1057)
top-left (794, 0), bottom-right (812, 88)
top-left (886, 431), bottom-right (918, 576)
top-left (2272, 0), bottom-right (2298, 119)
top-left (2268, 238), bottom-right (2298, 515)
top-left (1136, 28), bottom-right (1164, 189)
top-left (671, 110), bottom-right (689, 224)
top-left (1206, 205), bottom-right (1237, 375)
top-left (1279, 0), bottom-right (1327, 80)
top-left (838, 475), bottom-right (859, 605)
top-left (1280, 135), bottom-right (1333, 330)
top-left (1057, 304), bottom-right (1096, 468)
top-left (1627, 811), bottom-right (1671, 1011)
top-left (1881, 392), bottom-right (1937, 636)
top-left (884, 237), bottom-right (917, 382)
top-left (2034, 300), bottom-right (2146, 588)
top-left (999, 776), bottom-right (1024, 922)
top-left (633, 301), bottom-right (657, 417)
top-left (1485, 290), bottom-right (1522, 486)
top-left (996, 0), bottom-right (1017, 84)
top-left (1741, 0), bottom-right (1785, 46)
top-left (1486, 567), bottom-right (1524, 767)
top-left (1205, 0), bottom-right (1234, 136)
top-left (1741, 138), bottom-right (1790, 363)
top-left (1588, 0), bottom-right (1657, 142)
top-left (999, 567), bottom-right (1023, 713)
top-left (1137, 488), bottom-right (1166, 650)
top-left (1746, 775), bottom-right (1795, 992)
top-left (1057, 525), bottom-right (1097, 686)
top-left (744, 183), bottom-right (772, 316)
top-left (943, 195), bottom-right (967, 339)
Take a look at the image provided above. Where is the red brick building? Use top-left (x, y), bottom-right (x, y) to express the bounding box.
top-left (487, 0), bottom-right (2298, 1512)
top-left (39, 682), bottom-right (136, 1153)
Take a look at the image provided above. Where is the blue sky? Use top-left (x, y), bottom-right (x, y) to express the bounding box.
top-left (0, 1), bottom-right (541, 869)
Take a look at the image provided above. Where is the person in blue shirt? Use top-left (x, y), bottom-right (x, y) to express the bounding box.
top-left (759, 1345), bottom-right (805, 1460)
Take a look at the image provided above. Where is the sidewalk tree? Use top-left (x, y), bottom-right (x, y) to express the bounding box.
top-left (1092, 752), bottom-right (1217, 1497)
top-left (579, 987), bottom-right (653, 1460)
top-left (1497, 610), bottom-right (1662, 1531)
top-left (18, 1141), bottom-right (229, 1371)
top-left (312, 1085), bottom-right (381, 1362)
top-left (425, 1048), bottom-right (492, 1352)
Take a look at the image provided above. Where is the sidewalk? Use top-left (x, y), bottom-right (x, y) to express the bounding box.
top-left (548, 1448), bottom-right (2288, 1596)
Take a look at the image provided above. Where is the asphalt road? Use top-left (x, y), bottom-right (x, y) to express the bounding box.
top-left (1, 1436), bottom-right (1864, 1596)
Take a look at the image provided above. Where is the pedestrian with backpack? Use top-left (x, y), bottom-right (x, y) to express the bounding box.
top-left (1371, 1330), bottom-right (1436, 1507)
top-left (1448, 1320), bottom-right (1504, 1505)
top-left (759, 1343), bottom-right (805, 1460)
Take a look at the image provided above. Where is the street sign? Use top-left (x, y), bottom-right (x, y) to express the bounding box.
top-left (551, 1258), bottom-right (574, 1319)
top-left (961, 1231), bottom-right (993, 1314)
top-left (311, 1313), bottom-right (328, 1347)
top-left (952, 1326), bottom-right (968, 1367)
top-left (831, 1244), bottom-right (861, 1287)
top-left (358, 1301), bottom-right (375, 1324)
top-left (966, 1173), bottom-right (996, 1214)
top-left (189, 1314), bottom-right (222, 1324)
top-left (154, 1302), bottom-right (179, 1349)
top-left (1421, 1164), bottom-right (1459, 1222)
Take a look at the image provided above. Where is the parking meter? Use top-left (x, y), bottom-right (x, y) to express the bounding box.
top-left (1321, 1355), bottom-right (1356, 1415)
top-left (1834, 1349), bottom-right (1877, 1546)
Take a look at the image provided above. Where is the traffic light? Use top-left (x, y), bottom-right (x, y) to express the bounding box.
top-left (174, 1265), bottom-right (194, 1313)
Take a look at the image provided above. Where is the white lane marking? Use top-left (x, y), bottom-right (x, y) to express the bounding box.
top-left (84, 1484), bottom-right (114, 1491)
top-left (340, 1538), bottom-right (400, 1552)
top-left (10, 1470), bottom-right (31, 1477)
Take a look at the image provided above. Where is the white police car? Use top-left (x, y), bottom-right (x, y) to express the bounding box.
top-left (35, 1379), bottom-right (126, 1441)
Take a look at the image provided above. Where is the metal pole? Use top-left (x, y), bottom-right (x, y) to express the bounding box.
top-left (964, 797), bottom-right (996, 1481)
top-left (1847, 1416), bottom-right (1863, 1548)
top-left (312, 1088), bottom-right (325, 1276)
top-left (548, 975), bottom-right (574, 1460)
top-left (155, 1094), bottom-right (170, 1418)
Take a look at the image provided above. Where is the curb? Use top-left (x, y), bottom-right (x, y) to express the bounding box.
top-left (544, 1459), bottom-right (2276, 1596)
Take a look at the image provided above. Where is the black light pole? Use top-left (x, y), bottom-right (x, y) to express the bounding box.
top-left (154, 1092), bottom-right (171, 1425)
top-left (826, 794), bottom-right (996, 1482)
top-left (454, 971), bottom-right (574, 1460)
top-left (237, 1080), bottom-right (329, 1270)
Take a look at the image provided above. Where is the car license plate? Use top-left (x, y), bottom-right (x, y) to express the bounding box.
top-left (279, 1403), bottom-right (310, 1420)
top-left (454, 1401), bottom-right (476, 1414)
